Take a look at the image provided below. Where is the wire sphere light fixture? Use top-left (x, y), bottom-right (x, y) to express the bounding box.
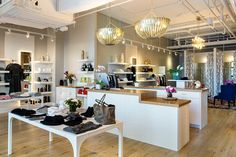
top-left (135, 12), bottom-right (170, 39)
top-left (192, 35), bottom-right (205, 49)
top-left (96, 22), bottom-right (124, 46)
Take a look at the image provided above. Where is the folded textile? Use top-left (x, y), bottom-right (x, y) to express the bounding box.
top-left (26, 113), bottom-right (46, 118)
top-left (63, 121), bottom-right (102, 134)
top-left (11, 108), bottom-right (36, 116)
top-left (64, 113), bottom-right (83, 126)
top-left (40, 115), bottom-right (65, 126)
top-left (0, 95), bottom-right (12, 100)
top-left (36, 105), bottom-right (50, 114)
top-left (81, 107), bottom-right (94, 118)
top-left (47, 107), bottom-right (68, 117)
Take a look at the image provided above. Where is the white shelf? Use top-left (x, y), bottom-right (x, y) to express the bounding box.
top-left (23, 80), bottom-right (30, 82)
top-left (31, 61), bottom-right (53, 64)
top-left (78, 71), bottom-right (94, 74)
top-left (0, 82), bottom-right (9, 86)
top-left (77, 94), bottom-right (88, 98)
top-left (23, 88), bottom-right (29, 91)
top-left (34, 72), bottom-right (52, 74)
top-left (136, 72), bottom-right (154, 75)
top-left (118, 81), bottom-right (133, 84)
top-left (24, 71), bottom-right (32, 74)
top-left (0, 58), bottom-right (11, 62)
top-left (167, 80), bottom-right (195, 82)
top-left (113, 71), bottom-right (133, 74)
top-left (0, 71), bottom-right (9, 74)
top-left (23, 63), bottom-right (30, 66)
top-left (41, 92), bottom-right (53, 95)
top-left (136, 80), bottom-right (155, 82)
top-left (77, 59), bottom-right (94, 62)
top-left (32, 82), bottom-right (54, 85)
top-left (108, 62), bottom-right (129, 65)
top-left (131, 64), bottom-right (156, 67)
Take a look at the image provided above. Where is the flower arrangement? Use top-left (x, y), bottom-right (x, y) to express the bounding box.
top-left (165, 86), bottom-right (176, 98)
top-left (64, 98), bottom-right (82, 112)
top-left (169, 65), bottom-right (184, 80)
top-left (224, 80), bottom-right (234, 85)
top-left (165, 86), bottom-right (177, 93)
top-left (64, 71), bottom-right (76, 82)
top-left (95, 65), bottom-right (106, 89)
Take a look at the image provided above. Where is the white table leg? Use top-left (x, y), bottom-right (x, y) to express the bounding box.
top-left (49, 132), bottom-right (53, 142)
top-left (117, 124), bottom-right (123, 157)
top-left (8, 115), bottom-right (13, 155)
top-left (68, 137), bottom-right (86, 157)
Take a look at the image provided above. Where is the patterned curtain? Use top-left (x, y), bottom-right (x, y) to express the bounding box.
top-left (185, 52), bottom-right (194, 80)
top-left (214, 51), bottom-right (224, 96)
top-left (206, 53), bottom-right (214, 97)
top-left (234, 51), bottom-right (236, 82)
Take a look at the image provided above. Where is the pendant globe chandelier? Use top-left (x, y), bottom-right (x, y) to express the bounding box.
top-left (135, 12), bottom-right (170, 39)
top-left (192, 35), bottom-right (205, 49)
top-left (191, 16), bottom-right (205, 49)
top-left (96, 22), bottom-right (124, 46)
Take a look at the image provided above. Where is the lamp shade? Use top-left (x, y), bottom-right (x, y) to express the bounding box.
top-left (135, 14), bottom-right (170, 39)
top-left (96, 23), bottom-right (124, 46)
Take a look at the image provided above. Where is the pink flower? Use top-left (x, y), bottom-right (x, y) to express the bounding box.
top-left (165, 86), bottom-right (176, 93)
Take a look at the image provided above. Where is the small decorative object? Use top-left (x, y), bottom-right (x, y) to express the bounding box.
top-left (45, 53), bottom-right (50, 61)
top-left (144, 59), bottom-right (151, 65)
top-left (165, 86), bottom-right (176, 98)
top-left (169, 65), bottom-right (184, 80)
top-left (64, 71), bottom-right (76, 86)
top-left (81, 50), bottom-right (85, 60)
top-left (194, 80), bottom-right (201, 88)
top-left (64, 98), bottom-right (82, 112)
top-left (131, 57), bottom-right (137, 65)
top-left (41, 56), bottom-right (45, 61)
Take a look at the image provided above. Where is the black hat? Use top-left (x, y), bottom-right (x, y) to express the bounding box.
top-left (11, 108), bottom-right (36, 116)
top-left (40, 115), bottom-right (65, 126)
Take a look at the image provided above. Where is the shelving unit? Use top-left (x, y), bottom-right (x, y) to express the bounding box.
top-left (0, 58), bottom-right (11, 93)
top-left (108, 62), bottom-right (134, 87)
top-left (31, 60), bottom-right (55, 104)
top-left (77, 59), bottom-right (94, 87)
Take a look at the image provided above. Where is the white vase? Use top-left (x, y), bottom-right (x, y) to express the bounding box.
top-left (95, 84), bottom-right (101, 90)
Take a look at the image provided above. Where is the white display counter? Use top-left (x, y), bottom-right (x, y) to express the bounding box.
top-left (125, 86), bottom-right (208, 129)
top-left (87, 89), bottom-right (190, 151)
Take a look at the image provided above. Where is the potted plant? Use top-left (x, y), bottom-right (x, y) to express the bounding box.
top-left (64, 71), bottom-right (76, 86)
top-left (95, 65), bottom-right (106, 89)
top-left (165, 86), bottom-right (177, 98)
top-left (168, 65), bottom-right (184, 80)
top-left (64, 98), bottom-right (82, 112)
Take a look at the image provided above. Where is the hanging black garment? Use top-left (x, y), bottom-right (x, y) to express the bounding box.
top-left (4, 63), bottom-right (24, 93)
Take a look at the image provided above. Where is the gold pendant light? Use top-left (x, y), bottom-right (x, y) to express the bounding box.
top-left (135, 12), bottom-right (170, 39)
top-left (96, 22), bottom-right (124, 46)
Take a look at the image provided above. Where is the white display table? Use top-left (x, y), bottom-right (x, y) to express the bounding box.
top-left (8, 113), bottom-right (123, 157)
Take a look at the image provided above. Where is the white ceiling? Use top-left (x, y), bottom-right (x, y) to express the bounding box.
top-left (101, 0), bottom-right (236, 39)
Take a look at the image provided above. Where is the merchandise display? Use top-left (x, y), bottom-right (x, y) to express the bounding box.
top-left (63, 121), bottom-right (102, 134)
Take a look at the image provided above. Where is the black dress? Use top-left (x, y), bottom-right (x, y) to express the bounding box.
top-left (4, 63), bottom-right (24, 93)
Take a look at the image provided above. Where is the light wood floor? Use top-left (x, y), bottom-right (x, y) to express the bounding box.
top-left (1, 108), bottom-right (236, 157)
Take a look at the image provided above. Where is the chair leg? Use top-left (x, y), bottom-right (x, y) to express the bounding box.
top-left (221, 100), bottom-right (223, 105)
top-left (214, 99), bottom-right (216, 106)
top-left (228, 101), bottom-right (230, 108)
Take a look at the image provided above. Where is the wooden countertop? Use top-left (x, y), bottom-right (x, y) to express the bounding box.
top-left (57, 86), bottom-right (84, 88)
top-left (141, 97), bottom-right (191, 107)
top-left (125, 86), bottom-right (208, 92)
top-left (88, 89), bottom-right (191, 108)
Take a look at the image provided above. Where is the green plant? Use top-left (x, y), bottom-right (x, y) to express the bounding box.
top-left (95, 80), bottom-right (107, 88)
top-left (65, 98), bottom-right (82, 112)
top-left (168, 65), bottom-right (184, 73)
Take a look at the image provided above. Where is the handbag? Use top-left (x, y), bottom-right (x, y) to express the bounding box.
top-left (93, 94), bottom-right (116, 125)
